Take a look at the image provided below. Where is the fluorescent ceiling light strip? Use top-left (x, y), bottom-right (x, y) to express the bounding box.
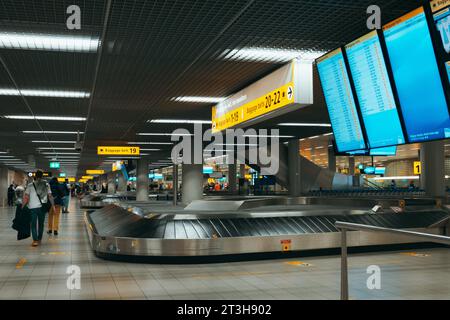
top-left (220, 47), bottom-right (326, 63)
top-left (243, 134), bottom-right (294, 138)
top-left (0, 32), bottom-right (99, 52)
top-left (137, 133), bottom-right (193, 137)
top-left (23, 131), bottom-right (84, 134)
top-left (128, 142), bottom-right (173, 145)
top-left (149, 119), bottom-right (212, 124)
top-left (37, 147), bottom-right (74, 150)
top-left (0, 88), bottom-right (90, 98)
top-left (171, 96), bottom-right (226, 104)
top-left (41, 152), bottom-right (80, 155)
top-left (278, 123), bottom-right (332, 127)
top-left (5, 115), bottom-right (86, 121)
top-left (0, 156), bottom-right (15, 158)
top-left (32, 141), bottom-right (76, 144)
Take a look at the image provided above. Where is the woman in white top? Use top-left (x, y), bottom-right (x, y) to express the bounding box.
top-left (22, 170), bottom-right (55, 247)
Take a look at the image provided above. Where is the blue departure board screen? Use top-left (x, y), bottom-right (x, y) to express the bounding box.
top-left (384, 7), bottom-right (450, 143)
top-left (317, 49), bottom-right (366, 153)
top-left (345, 31), bottom-right (405, 148)
top-left (370, 146), bottom-right (397, 156)
top-left (434, 7), bottom-right (450, 53)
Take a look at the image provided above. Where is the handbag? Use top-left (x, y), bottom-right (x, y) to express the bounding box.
top-left (33, 182), bottom-right (51, 213)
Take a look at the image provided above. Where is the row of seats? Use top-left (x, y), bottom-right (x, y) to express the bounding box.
top-left (308, 188), bottom-right (426, 198)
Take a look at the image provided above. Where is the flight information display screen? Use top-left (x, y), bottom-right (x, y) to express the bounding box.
top-left (383, 7), bottom-right (450, 143)
top-left (317, 48), bottom-right (366, 153)
top-left (369, 146), bottom-right (397, 156)
top-left (434, 7), bottom-right (450, 53)
top-left (345, 31), bottom-right (405, 148)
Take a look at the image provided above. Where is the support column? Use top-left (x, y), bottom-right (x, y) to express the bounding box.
top-left (136, 159), bottom-right (149, 202)
top-left (181, 164), bottom-right (203, 205)
top-left (328, 144), bottom-right (337, 173)
top-left (420, 140), bottom-right (445, 198)
top-left (288, 140), bottom-right (302, 197)
top-left (228, 163), bottom-right (237, 194)
top-left (173, 164), bottom-right (179, 206)
top-left (107, 172), bottom-right (116, 194)
top-left (117, 171), bottom-right (127, 192)
top-left (0, 167), bottom-right (8, 207)
top-left (348, 157), bottom-right (355, 176)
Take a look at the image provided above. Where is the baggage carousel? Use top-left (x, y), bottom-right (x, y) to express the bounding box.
top-left (84, 199), bottom-right (450, 261)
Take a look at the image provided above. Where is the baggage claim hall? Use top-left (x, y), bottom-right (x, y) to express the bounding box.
top-left (0, 0), bottom-right (450, 303)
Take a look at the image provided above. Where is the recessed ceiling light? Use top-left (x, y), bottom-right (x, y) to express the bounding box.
top-left (0, 32), bottom-right (99, 52)
top-left (4, 115), bottom-right (86, 121)
top-left (220, 47), bottom-right (326, 63)
top-left (171, 97), bottom-right (225, 104)
top-left (148, 119), bottom-right (212, 124)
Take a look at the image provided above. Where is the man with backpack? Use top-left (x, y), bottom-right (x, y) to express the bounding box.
top-left (47, 177), bottom-right (65, 236)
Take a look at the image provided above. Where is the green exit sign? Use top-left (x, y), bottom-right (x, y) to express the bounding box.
top-left (50, 162), bottom-right (60, 169)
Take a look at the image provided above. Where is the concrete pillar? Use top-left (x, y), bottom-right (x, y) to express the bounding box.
top-left (328, 145), bottom-right (337, 173)
top-left (136, 159), bottom-right (149, 201)
top-left (420, 140), bottom-right (445, 198)
top-left (117, 171), bottom-right (127, 192)
top-left (107, 172), bottom-right (116, 194)
top-left (0, 167), bottom-right (8, 207)
top-left (173, 164), bottom-right (179, 206)
top-left (288, 140), bottom-right (302, 197)
top-left (228, 163), bottom-right (237, 194)
top-left (181, 164), bottom-right (203, 205)
top-left (348, 157), bottom-right (355, 176)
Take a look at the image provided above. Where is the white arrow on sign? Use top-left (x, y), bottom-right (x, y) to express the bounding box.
top-left (287, 86), bottom-right (293, 100)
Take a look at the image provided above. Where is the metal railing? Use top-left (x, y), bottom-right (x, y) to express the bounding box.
top-left (335, 221), bottom-right (450, 300)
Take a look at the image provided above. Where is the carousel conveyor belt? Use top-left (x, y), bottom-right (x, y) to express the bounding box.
top-left (84, 204), bottom-right (450, 260)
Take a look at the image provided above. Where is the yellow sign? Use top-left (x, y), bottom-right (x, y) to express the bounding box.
top-left (414, 161), bottom-right (422, 175)
top-left (431, 0), bottom-right (450, 13)
top-left (82, 176), bottom-right (94, 180)
top-left (212, 82), bottom-right (295, 132)
top-left (58, 177), bottom-right (75, 183)
top-left (97, 146), bottom-right (140, 156)
top-left (86, 170), bottom-right (105, 175)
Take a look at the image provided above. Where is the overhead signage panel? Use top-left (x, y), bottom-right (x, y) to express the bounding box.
top-left (316, 48), bottom-right (366, 153)
top-left (431, 0), bottom-right (450, 13)
top-left (86, 170), bottom-right (105, 175)
top-left (383, 7), bottom-right (450, 143)
top-left (212, 60), bottom-right (313, 132)
top-left (97, 146), bottom-right (140, 156)
top-left (345, 30), bottom-right (405, 148)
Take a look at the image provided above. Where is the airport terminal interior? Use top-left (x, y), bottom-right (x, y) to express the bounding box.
top-left (1, 0), bottom-right (450, 301)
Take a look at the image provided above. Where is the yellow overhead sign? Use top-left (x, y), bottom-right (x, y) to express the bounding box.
top-left (414, 161), bottom-right (422, 175)
top-left (212, 82), bottom-right (295, 133)
top-left (58, 177), bottom-right (75, 183)
top-left (82, 176), bottom-right (94, 180)
top-left (97, 146), bottom-right (140, 156)
top-left (86, 170), bottom-right (105, 175)
top-left (431, 0), bottom-right (450, 13)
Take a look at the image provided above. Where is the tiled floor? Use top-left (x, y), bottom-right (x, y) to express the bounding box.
top-left (0, 200), bottom-right (449, 300)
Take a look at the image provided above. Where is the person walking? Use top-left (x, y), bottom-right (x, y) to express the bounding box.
top-left (48, 178), bottom-right (65, 236)
top-left (7, 184), bottom-right (15, 206)
top-left (62, 179), bottom-right (70, 213)
top-left (21, 170), bottom-right (55, 247)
